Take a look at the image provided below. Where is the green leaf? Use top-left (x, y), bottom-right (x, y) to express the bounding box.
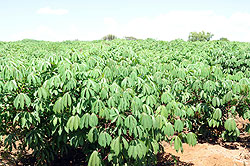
top-left (53, 117), bottom-right (58, 126)
top-left (156, 105), bottom-right (169, 118)
top-left (98, 132), bottom-right (111, 147)
top-left (37, 87), bottom-right (49, 99)
top-left (73, 115), bottom-right (80, 131)
top-left (151, 139), bottom-right (159, 154)
top-left (125, 115), bottom-right (137, 129)
top-left (88, 151), bottom-right (101, 166)
top-left (63, 92), bottom-right (72, 108)
top-left (80, 113), bottom-right (90, 129)
top-left (13, 93), bottom-right (31, 109)
top-left (225, 91), bottom-right (233, 102)
top-left (213, 108), bottom-right (222, 120)
top-left (88, 127), bottom-right (98, 143)
top-left (174, 119), bottom-right (183, 132)
top-left (154, 115), bottom-right (165, 129)
top-left (89, 113), bottom-right (98, 127)
top-left (111, 136), bottom-right (121, 155)
top-left (66, 116), bottom-right (74, 132)
top-left (165, 122), bottom-right (174, 136)
top-left (212, 97), bottom-right (220, 107)
top-left (186, 107), bottom-right (195, 117)
top-left (128, 145), bottom-right (136, 159)
top-left (140, 113), bottom-right (152, 129)
top-left (224, 118), bottom-right (236, 132)
top-left (186, 132), bottom-right (197, 146)
top-left (53, 97), bottom-right (63, 113)
top-left (122, 137), bottom-right (129, 149)
top-left (21, 117), bottom-right (27, 128)
top-left (174, 136), bottom-right (183, 152)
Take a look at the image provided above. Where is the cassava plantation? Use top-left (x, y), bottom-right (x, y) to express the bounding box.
top-left (0, 39), bottom-right (250, 165)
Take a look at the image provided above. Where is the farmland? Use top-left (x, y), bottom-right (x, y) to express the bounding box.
top-left (0, 39), bottom-right (250, 165)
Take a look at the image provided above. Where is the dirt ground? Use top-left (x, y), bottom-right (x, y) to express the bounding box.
top-left (162, 140), bottom-right (250, 166)
top-left (160, 117), bottom-right (250, 166)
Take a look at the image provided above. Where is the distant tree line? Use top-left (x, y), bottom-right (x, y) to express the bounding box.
top-left (102, 31), bottom-right (229, 42)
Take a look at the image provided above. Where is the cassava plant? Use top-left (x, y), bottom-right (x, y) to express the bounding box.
top-left (0, 39), bottom-right (250, 165)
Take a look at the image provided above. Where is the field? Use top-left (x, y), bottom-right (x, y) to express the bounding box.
top-left (0, 39), bottom-right (250, 165)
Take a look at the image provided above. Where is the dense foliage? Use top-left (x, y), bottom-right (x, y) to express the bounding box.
top-left (0, 39), bottom-right (250, 165)
top-left (219, 37), bottom-right (230, 41)
top-left (188, 31), bottom-right (214, 42)
top-left (102, 34), bottom-right (117, 41)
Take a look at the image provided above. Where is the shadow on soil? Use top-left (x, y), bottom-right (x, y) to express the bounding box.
top-left (197, 132), bottom-right (250, 152)
top-left (157, 152), bottom-right (194, 166)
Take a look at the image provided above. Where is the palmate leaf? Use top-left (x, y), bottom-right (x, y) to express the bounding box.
top-left (213, 108), bottom-right (222, 120)
top-left (89, 113), bottom-right (98, 127)
top-left (131, 96), bottom-right (143, 112)
top-left (142, 83), bottom-right (153, 95)
top-left (66, 115), bottom-right (80, 132)
top-left (128, 144), bottom-right (137, 159)
top-left (80, 113), bottom-right (91, 129)
top-left (156, 105), bottom-right (168, 117)
top-left (146, 95), bottom-right (157, 107)
top-left (116, 115), bottom-right (124, 127)
top-left (121, 77), bottom-right (134, 88)
top-left (224, 118), bottom-right (236, 132)
top-left (192, 79), bottom-right (202, 91)
top-left (132, 126), bottom-right (143, 139)
top-left (66, 116), bottom-right (74, 132)
top-left (128, 141), bottom-right (147, 159)
top-left (151, 139), bottom-right (159, 154)
top-left (52, 117), bottom-right (58, 126)
top-left (111, 136), bottom-right (121, 155)
top-left (122, 137), bottom-right (129, 150)
top-left (87, 127), bottom-right (99, 143)
top-left (208, 119), bottom-right (220, 128)
top-left (87, 79), bottom-right (100, 93)
top-left (91, 99), bottom-right (105, 114)
top-left (98, 132), bottom-right (112, 148)
top-left (212, 97), bottom-right (220, 107)
top-left (99, 107), bottom-right (110, 120)
top-left (53, 97), bottom-right (64, 113)
top-left (62, 69), bottom-right (73, 81)
top-left (174, 119), bottom-right (184, 132)
top-left (125, 115), bottom-right (137, 129)
top-left (81, 87), bottom-right (95, 100)
top-left (13, 93), bottom-right (31, 109)
top-left (27, 73), bottom-right (41, 85)
top-left (140, 113), bottom-right (152, 129)
top-left (173, 136), bottom-right (183, 153)
top-left (62, 92), bottom-right (72, 108)
top-left (153, 115), bottom-right (165, 129)
top-left (37, 87), bottom-right (49, 100)
top-left (73, 115), bottom-right (80, 130)
top-left (64, 78), bottom-right (77, 91)
top-left (100, 87), bottom-right (109, 99)
top-left (224, 91), bottom-right (233, 103)
top-left (232, 83), bottom-right (241, 94)
top-left (142, 104), bottom-right (154, 115)
top-left (164, 122), bottom-right (174, 136)
top-left (88, 151), bottom-right (101, 166)
top-left (186, 132), bottom-right (197, 146)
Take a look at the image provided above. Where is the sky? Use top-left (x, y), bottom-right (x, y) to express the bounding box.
top-left (1, 0), bottom-right (250, 42)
